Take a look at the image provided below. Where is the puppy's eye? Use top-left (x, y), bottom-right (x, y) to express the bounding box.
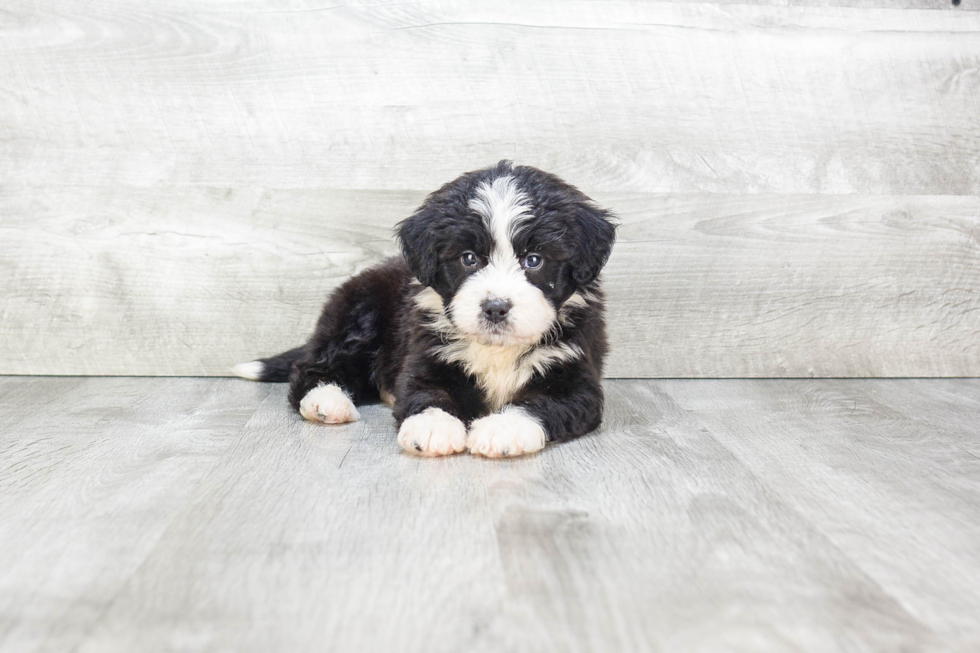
top-left (523, 253), bottom-right (543, 270)
top-left (461, 251), bottom-right (479, 268)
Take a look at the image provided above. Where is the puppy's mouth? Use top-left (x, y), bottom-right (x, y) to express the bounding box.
top-left (462, 321), bottom-right (540, 347)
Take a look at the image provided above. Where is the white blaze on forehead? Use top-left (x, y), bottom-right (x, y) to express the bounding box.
top-left (450, 174), bottom-right (556, 346)
top-left (468, 175), bottom-right (531, 265)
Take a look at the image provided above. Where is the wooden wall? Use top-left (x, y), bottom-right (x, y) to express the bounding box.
top-left (2, 0), bottom-right (979, 377)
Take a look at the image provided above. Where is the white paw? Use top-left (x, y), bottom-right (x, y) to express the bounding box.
top-left (397, 407), bottom-right (467, 457)
top-left (467, 408), bottom-right (546, 458)
top-left (299, 384), bottom-right (360, 424)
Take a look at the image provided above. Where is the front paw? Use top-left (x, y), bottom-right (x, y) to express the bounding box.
top-left (397, 407), bottom-right (468, 457)
top-left (299, 384), bottom-right (360, 424)
top-left (467, 408), bottom-right (546, 458)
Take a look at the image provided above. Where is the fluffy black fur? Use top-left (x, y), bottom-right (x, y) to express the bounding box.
top-left (243, 161), bottom-right (616, 447)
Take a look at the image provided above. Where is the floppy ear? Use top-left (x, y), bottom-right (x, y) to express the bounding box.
top-left (396, 208), bottom-right (439, 287)
top-left (570, 203), bottom-right (617, 287)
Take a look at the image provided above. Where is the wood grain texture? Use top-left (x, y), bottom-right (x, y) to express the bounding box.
top-left (2, 377), bottom-right (979, 651)
top-left (0, 377), bottom-right (273, 653)
top-left (2, 188), bottom-right (978, 376)
top-left (2, 1), bottom-right (979, 194)
top-left (661, 378), bottom-right (980, 647)
top-left (854, 378), bottom-right (980, 457)
top-left (3, 0), bottom-right (980, 377)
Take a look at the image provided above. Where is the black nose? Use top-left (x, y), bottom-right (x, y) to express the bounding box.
top-left (481, 298), bottom-right (512, 324)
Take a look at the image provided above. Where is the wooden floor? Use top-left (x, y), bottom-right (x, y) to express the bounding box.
top-left (2, 377), bottom-right (979, 652)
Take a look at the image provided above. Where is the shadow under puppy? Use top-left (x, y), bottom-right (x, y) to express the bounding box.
top-left (234, 161), bottom-right (616, 458)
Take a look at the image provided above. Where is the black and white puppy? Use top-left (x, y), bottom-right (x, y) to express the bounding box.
top-left (233, 161), bottom-right (616, 458)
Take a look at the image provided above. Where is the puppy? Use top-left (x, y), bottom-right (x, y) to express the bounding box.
top-left (233, 161), bottom-right (616, 458)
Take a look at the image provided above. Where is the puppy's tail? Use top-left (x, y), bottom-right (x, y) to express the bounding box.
top-left (231, 346), bottom-right (305, 383)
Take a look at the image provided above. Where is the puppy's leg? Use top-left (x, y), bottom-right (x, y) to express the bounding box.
top-left (468, 361), bottom-right (603, 458)
top-left (392, 357), bottom-right (486, 457)
top-left (288, 276), bottom-right (391, 425)
top-left (290, 340), bottom-right (369, 425)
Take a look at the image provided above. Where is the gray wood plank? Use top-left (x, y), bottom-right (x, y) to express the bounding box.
top-left (660, 378), bottom-right (980, 646)
top-left (673, 0), bottom-right (978, 6)
top-left (0, 377), bottom-right (272, 653)
top-left (469, 380), bottom-right (940, 653)
top-left (72, 388), bottom-right (509, 653)
top-left (2, 378), bottom-right (966, 651)
top-left (4, 0), bottom-right (980, 377)
top-left (607, 193), bottom-right (980, 377)
top-left (1, 2), bottom-right (978, 194)
top-left (3, 188), bottom-right (978, 377)
top-left (848, 378), bottom-right (980, 457)
top-left (0, 377), bottom-right (87, 427)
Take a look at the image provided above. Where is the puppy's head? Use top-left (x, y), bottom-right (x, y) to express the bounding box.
top-left (398, 161), bottom-right (616, 347)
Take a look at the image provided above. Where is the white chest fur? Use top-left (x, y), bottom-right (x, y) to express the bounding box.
top-left (414, 285), bottom-right (584, 410)
top-left (433, 339), bottom-right (582, 411)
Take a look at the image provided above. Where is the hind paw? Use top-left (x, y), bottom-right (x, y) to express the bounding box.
top-left (299, 384), bottom-right (360, 424)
